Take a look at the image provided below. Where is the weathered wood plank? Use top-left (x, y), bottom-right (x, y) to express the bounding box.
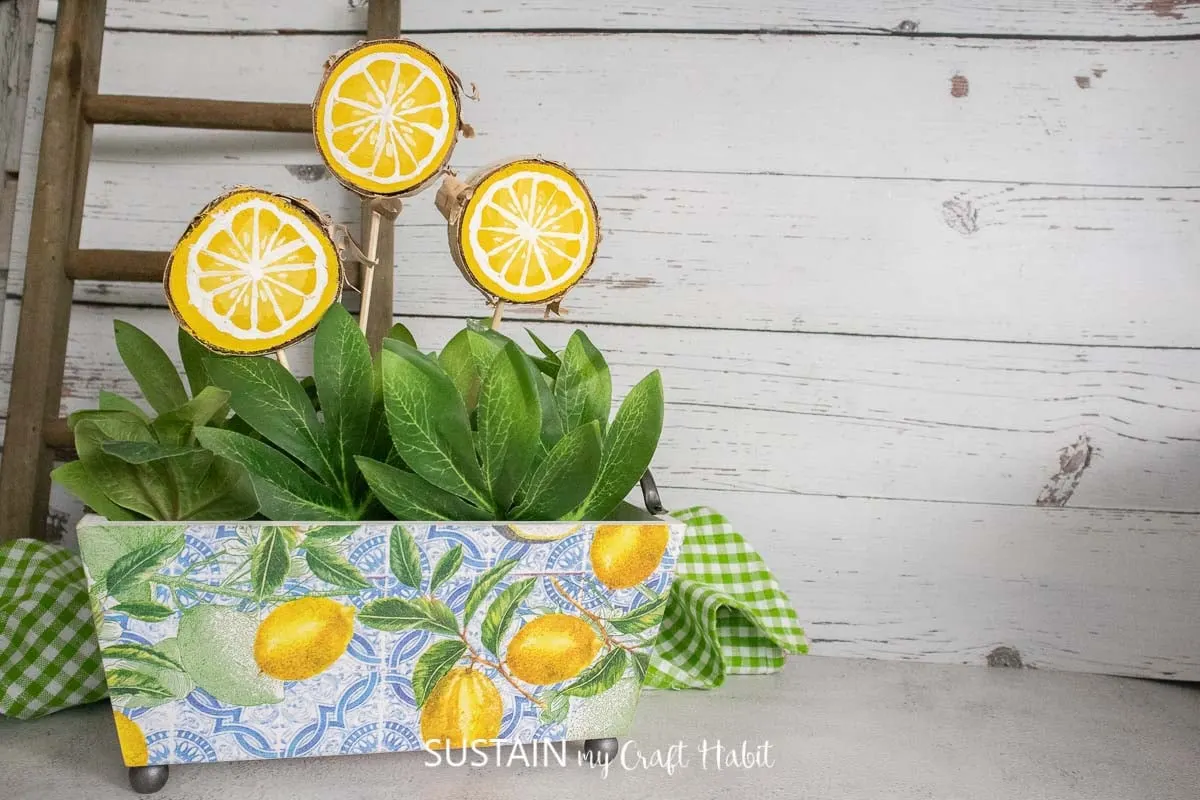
top-left (35, 0), bottom-right (1200, 38)
top-left (19, 28), bottom-right (1200, 186)
top-left (6, 304), bottom-right (1200, 512)
top-left (667, 489), bottom-right (1200, 680)
top-left (10, 160), bottom-right (1200, 347)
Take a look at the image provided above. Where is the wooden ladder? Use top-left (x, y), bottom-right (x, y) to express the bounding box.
top-left (0, 0), bottom-right (401, 540)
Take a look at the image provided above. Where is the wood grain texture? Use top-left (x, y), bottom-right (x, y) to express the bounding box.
top-left (15, 28), bottom-right (1200, 186)
top-left (7, 26), bottom-right (1200, 346)
top-left (0, 0), bottom-right (104, 540)
top-left (668, 488), bottom-right (1200, 680)
top-left (6, 306), bottom-right (1200, 513)
top-left (9, 162), bottom-right (1200, 346)
top-left (34, 0), bottom-right (1200, 37)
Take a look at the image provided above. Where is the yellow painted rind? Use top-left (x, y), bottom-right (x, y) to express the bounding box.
top-left (313, 39), bottom-right (462, 198)
top-left (447, 158), bottom-right (601, 306)
top-left (163, 188), bottom-right (343, 356)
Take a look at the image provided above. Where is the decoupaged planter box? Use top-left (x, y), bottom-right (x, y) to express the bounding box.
top-left (79, 506), bottom-right (683, 792)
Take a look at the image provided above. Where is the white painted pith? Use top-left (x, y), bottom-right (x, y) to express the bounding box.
top-left (321, 51), bottom-right (451, 188)
top-left (183, 199), bottom-right (329, 340)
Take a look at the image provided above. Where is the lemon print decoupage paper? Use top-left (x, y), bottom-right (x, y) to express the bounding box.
top-left (78, 519), bottom-right (683, 764)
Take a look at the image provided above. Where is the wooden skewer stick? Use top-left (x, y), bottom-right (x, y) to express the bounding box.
top-left (357, 209), bottom-right (383, 335)
top-left (490, 299), bottom-right (505, 331)
top-left (275, 349), bottom-right (292, 371)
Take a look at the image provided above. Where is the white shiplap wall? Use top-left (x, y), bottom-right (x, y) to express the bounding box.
top-left (3, 1), bottom-right (1199, 679)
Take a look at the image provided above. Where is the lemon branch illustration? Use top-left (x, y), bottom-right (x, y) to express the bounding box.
top-left (457, 630), bottom-right (544, 709)
top-left (550, 577), bottom-right (640, 654)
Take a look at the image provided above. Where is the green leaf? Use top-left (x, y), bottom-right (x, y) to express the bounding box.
top-left (74, 417), bottom-right (174, 519)
top-left (77, 524), bottom-right (182, 587)
top-left (114, 320), bottom-right (189, 414)
top-left (480, 577), bottom-right (535, 655)
top-left (607, 595), bottom-right (668, 634)
top-left (98, 391), bottom-right (149, 421)
top-left (171, 452), bottom-right (258, 521)
top-left (380, 346), bottom-right (492, 509)
top-left (386, 322), bottom-right (417, 348)
top-left (554, 331), bottom-right (612, 434)
top-left (462, 559), bottom-right (519, 624)
top-left (476, 343), bottom-right (542, 512)
top-left (630, 650), bottom-right (651, 683)
top-left (314, 304), bottom-right (374, 491)
top-left (437, 327), bottom-right (502, 411)
top-left (358, 597), bottom-right (460, 636)
top-left (101, 441), bottom-right (204, 464)
top-left (196, 427), bottom-right (347, 520)
top-left (250, 526), bottom-right (294, 600)
top-left (538, 689), bottom-right (570, 724)
top-left (104, 639), bottom-right (194, 709)
top-left (106, 667), bottom-right (175, 701)
top-left (178, 327), bottom-right (214, 397)
top-left (572, 371), bottom-right (664, 521)
top-left (533, 372), bottom-right (565, 451)
top-left (105, 535), bottom-right (184, 596)
top-left (525, 329), bottom-right (560, 364)
top-left (304, 543), bottom-right (370, 590)
top-left (151, 386), bottom-right (231, 445)
top-left (51, 461), bottom-right (138, 521)
top-left (430, 545), bottom-right (463, 592)
top-left (357, 457), bottom-right (491, 522)
top-left (111, 602), bottom-right (174, 622)
top-left (511, 421), bottom-right (602, 521)
top-left (301, 525), bottom-right (355, 543)
top-left (205, 355), bottom-right (338, 486)
top-left (103, 642), bottom-right (185, 672)
top-left (411, 639), bottom-right (467, 709)
top-left (562, 648), bottom-right (627, 697)
top-left (388, 525), bottom-right (423, 590)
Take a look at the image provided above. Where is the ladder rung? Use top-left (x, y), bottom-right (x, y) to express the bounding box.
top-left (84, 94), bottom-right (311, 133)
top-left (67, 248), bottom-right (363, 285)
top-left (67, 249), bottom-right (168, 281)
top-left (44, 418), bottom-right (73, 451)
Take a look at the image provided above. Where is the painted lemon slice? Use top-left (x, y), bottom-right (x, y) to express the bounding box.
top-left (450, 159), bottom-right (600, 305)
top-left (314, 39), bottom-right (460, 197)
top-left (165, 189), bottom-right (341, 355)
top-left (503, 523), bottom-right (582, 543)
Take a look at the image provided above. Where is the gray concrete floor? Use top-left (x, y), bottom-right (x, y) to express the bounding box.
top-left (2, 657), bottom-right (1197, 799)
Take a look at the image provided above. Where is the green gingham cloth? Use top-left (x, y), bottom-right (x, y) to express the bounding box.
top-left (645, 506), bottom-right (807, 689)
top-left (0, 539), bottom-right (107, 719)
top-left (0, 507), bottom-right (804, 718)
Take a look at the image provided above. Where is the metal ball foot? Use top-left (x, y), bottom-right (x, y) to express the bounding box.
top-left (128, 765), bottom-right (169, 794)
top-left (582, 737), bottom-right (619, 764)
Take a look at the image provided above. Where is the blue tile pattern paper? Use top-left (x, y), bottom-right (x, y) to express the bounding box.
top-left (78, 519), bottom-right (683, 766)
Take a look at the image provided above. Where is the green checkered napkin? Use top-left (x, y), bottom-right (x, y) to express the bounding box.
top-left (645, 506), bottom-right (808, 689)
top-left (0, 539), bottom-right (107, 719)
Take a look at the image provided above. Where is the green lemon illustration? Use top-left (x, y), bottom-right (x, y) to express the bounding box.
top-left (177, 605), bottom-right (284, 706)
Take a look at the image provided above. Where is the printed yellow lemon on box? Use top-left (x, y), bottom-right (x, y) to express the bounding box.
top-left (505, 613), bottom-right (602, 685)
top-left (420, 667), bottom-right (503, 749)
top-left (590, 524), bottom-right (669, 590)
top-left (113, 711), bottom-right (148, 767)
top-left (314, 39), bottom-right (461, 197)
top-left (165, 189), bottom-right (342, 355)
top-left (448, 159), bottom-right (600, 305)
top-left (254, 597), bottom-right (356, 681)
